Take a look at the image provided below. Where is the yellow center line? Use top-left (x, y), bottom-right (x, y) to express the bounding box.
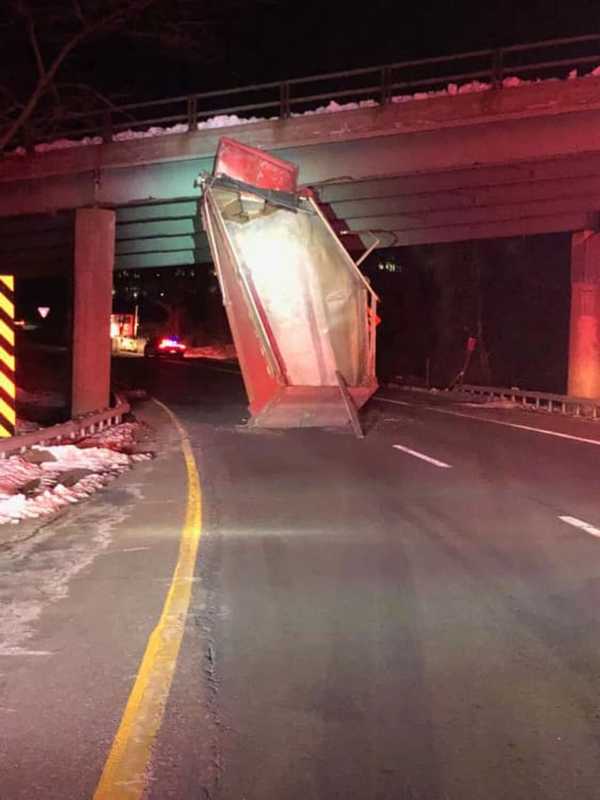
top-left (93, 400), bottom-right (202, 800)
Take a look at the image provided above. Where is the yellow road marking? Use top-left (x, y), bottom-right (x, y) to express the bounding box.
top-left (93, 400), bottom-right (202, 800)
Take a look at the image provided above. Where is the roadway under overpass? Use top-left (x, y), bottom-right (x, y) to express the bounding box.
top-left (4, 75), bottom-right (600, 412)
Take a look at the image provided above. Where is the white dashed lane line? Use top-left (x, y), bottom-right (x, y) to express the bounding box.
top-left (558, 516), bottom-right (600, 538)
top-left (375, 396), bottom-right (600, 447)
top-left (392, 444), bottom-right (452, 469)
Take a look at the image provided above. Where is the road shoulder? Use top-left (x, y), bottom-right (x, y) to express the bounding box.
top-left (0, 400), bottom-right (191, 800)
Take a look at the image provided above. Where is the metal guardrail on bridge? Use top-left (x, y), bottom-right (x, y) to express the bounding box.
top-left (11, 33), bottom-right (600, 151)
top-left (454, 384), bottom-right (600, 419)
top-left (0, 395), bottom-right (130, 458)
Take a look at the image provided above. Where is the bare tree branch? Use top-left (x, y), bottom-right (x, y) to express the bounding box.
top-left (0, 0), bottom-right (160, 151)
top-left (72, 0), bottom-right (86, 24)
top-left (17, 1), bottom-right (64, 108)
top-left (56, 82), bottom-right (125, 112)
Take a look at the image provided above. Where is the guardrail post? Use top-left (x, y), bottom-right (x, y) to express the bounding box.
top-left (187, 97), bottom-right (198, 132)
top-left (0, 276), bottom-right (15, 437)
top-left (492, 48), bottom-right (504, 87)
top-left (279, 82), bottom-right (291, 119)
top-left (380, 66), bottom-right (392, 105)
top-left (102, 111), bottom-right (113, 144)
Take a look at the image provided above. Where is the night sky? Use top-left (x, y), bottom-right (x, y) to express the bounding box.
top-left (120, 1), bottom-right (598, 101)
top-left (3, 0), bottom-right (600, 105)
top-left (110, 0), bottom-right (600, 93)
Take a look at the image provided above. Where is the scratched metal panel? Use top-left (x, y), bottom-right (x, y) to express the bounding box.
top-left (219, 193), bottom-right (371, 387)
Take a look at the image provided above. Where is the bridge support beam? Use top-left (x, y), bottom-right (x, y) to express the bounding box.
top-left (71, 208), bottom-right (115, 416)
top-left (568, 230), bottom-right (600, 398)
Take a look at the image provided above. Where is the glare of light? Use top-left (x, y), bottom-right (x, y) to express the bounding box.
top-left (159, 338), bottom-right (185, 350)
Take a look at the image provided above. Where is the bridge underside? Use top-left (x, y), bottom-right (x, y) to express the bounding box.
top-left (4, 78), bottom-right (600, 272)
top-left (3, 150), bottom-right (600, 277)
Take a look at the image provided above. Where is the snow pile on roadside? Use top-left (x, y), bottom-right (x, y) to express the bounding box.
top-left (76, 420), bottom-right (151, 454)
top-left (39, 444), bottom-right (131, 471)
top-left (0, 458), bottom-right (41, 495)
top-left (9, 64), bottom-right (600, 157)
top-left (0, 423), bottom-right (153, 526)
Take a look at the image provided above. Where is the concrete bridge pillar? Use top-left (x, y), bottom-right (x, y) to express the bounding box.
top-left (568, 230), bottom-right (600, 398)
top-left (71, 208), bottom-right (115, 416)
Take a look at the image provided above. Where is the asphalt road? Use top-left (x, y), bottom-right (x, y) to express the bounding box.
top-left (5, 356), bottom-right (600, 799)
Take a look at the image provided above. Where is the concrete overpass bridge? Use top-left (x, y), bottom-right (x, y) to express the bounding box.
top-left (4, 36), bottom-right (600, 414)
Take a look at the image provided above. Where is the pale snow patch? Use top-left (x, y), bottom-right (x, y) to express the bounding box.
top-left (294, 98), bottom-right (378, 117)
top-left (30, 112), bottom-right (268, 154)
top-left (0, 423), bottom-right (152, 526)
top-left (0, 458), bottom-right (40, 494)
top-left (39, 444), bottom-right (129, 472)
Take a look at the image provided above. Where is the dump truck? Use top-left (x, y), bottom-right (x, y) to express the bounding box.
top-left (199, 137), bottom-right (379, 432)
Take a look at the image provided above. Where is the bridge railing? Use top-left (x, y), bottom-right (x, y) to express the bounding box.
top-left (0, 394), bottom-right (130, 457)
top-left (12, 33), bottom-right (600, 152)
top-left (453, 383), bottom-right (600, 420)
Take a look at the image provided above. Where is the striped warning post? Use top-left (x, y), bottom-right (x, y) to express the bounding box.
top-left (0, 276), bottom-right (15, 437)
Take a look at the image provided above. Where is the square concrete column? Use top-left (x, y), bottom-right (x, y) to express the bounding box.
top-left (568, 230), bottom-right (600, 398)
top-left (71, 208), bottom-right (115, 416)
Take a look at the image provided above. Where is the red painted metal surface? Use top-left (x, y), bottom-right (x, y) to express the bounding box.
top-left (214, 137), bottom-right (298, 192)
